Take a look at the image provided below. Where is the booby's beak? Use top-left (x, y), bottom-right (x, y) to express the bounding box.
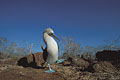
top-left (51, 33), bottom-right (60, 41)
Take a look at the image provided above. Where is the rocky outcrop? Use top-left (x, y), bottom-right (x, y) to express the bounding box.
top-left (96, 50), bottom-right (120, 68)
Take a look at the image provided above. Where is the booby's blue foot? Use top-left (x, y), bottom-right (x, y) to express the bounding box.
top-left (44, 64), bottom-right (55, 73)
top-left (57, 59), bottom-right (65, 64)
top-left (44, 69), bottom-right (55, 73)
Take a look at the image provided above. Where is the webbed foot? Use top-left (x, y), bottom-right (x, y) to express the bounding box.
top-left (44, 69), bottom-right (55, 73)
top-left (56, 59), bottom-right (65, 64)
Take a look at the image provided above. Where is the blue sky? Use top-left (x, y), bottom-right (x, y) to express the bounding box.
top-left (0, 0), bottom-right (120, 52)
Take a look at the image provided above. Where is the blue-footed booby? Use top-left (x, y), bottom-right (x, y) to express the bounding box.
top-left (41, 28), bottom-right (60, 73)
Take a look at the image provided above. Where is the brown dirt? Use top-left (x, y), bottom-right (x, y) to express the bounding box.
top-left (0, 59), bottom-right (65, 80)
top-left (0, 66), bottom-right (65, 80)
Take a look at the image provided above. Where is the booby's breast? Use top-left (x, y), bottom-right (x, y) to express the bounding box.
top-left (43, 33), bottom-right (58, 64)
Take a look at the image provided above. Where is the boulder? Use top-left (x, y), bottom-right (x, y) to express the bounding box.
top-left (92, 61), bottom-right (118, 73)
top-left (62, 57), bottom-right (89, 71)
top-left (72, 58), bottom-right (89, 71)
top-left (17, 52), bottom-right (44, 68)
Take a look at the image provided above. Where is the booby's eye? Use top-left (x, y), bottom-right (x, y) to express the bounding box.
top-left (51, 33), bottom-right (54, 35)
top-left (49, 33), bottom-right (54, 36)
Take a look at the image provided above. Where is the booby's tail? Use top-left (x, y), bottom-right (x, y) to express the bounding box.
top-left (41, 43), bottom-right (47, 67)
top-left (41, 43), bottom-right (44, 51)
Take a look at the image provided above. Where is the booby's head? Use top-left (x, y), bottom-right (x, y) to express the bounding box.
top-left (44, 28), bottom-right (60, 41)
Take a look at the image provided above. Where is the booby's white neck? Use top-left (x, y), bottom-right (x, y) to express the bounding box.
top-left (43, 33), bottom-right (58, 51)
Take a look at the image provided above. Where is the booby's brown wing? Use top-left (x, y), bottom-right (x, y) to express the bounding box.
top-left (43, 47), bottom-right (48, 62)
top-left (41, 43), bottom-right (48, 62)
top-left (41, 47), bottom-right (48, 67)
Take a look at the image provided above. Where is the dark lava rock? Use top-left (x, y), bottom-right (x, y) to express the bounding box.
top-left (62, 60), bottom-right (71, 66)
top-left (0, 51), bottom-right (2, 58)
top-left (96, 50), bottom-right (120, 61)
top-left (62, 57), bottom-right (72, 66)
